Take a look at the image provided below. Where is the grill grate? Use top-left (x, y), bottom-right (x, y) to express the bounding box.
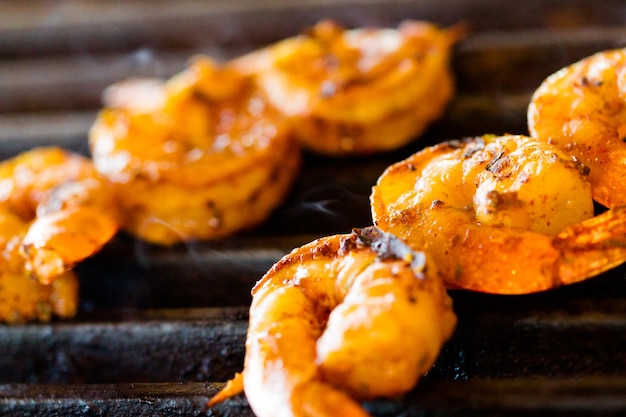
top-left (1, 1), bottom-right (626, 416)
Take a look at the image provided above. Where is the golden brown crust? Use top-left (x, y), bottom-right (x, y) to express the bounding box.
top-left (528, 48), bottom-right (626, 208)
top-left (0, 147), bottom-right (118, 322)
top-left (240, 228), bottom-right (456, 416)
top-left (240, 20), bottom-right (465, 156)
top-left (90, 57), bottom-right (301, 245)
top-left (371, 134), bottom-right (626, 294)
top-left (0, 268), bottom-right (78, 324)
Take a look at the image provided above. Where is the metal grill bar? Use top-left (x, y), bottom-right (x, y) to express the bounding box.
top-left (3, 378), bottom-right (626, 417)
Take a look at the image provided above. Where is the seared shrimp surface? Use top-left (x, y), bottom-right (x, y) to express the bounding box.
top-left (89, 56), bottom-right (300, 245)
top-left (234, 20), bottom-right (464, 156)
top-left (528, 48), bottom-right (626, 208)
top-left (0, 147), bottom-right (118, 322)
top-left (372, 134), bottom-right (626, 294)
top-left (209, 227), bottom-right (456, 417)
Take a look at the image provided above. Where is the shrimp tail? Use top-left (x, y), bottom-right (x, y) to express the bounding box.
top-left (555, 206), bottom-right (626, 286)
top-left (206, 372), bottom-right (245, 408)
top-left (207, 371), bottom-right (372, 417)
top-left (20, 206), bottom-right (118, 285)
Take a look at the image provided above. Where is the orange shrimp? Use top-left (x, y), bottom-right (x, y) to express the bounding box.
top-left (528, 48), bottom-right (626, 208)
top-left (89, 56), bottom-right (300, 245)
top-left (209, 227), bottom-right (456, 417)
top-left (232, 20), bottom-right (465, 156)
top-left (371, 134), bottom-right (626, 294)
top-left (0, 147), bottom-right (118, 322)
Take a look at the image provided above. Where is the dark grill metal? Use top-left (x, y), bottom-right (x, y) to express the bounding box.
top-left (1, 1), bottom-right (626, 416)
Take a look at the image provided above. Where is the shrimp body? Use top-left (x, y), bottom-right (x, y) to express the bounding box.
top-left (0, 147), bottom-right (118, 322)
top-left (0, 147), bottom-right (118, 284)
top-left (234, 20), bottom-right (464, 156)
top-left (90, 56), bottom-right (300, 245)
top-left (371, 134), bottom-right (626, 294)
top-left (528, 48), bottom-right (626, 208)
top-left (0, 260), bottom-right (79, 324)
top-left (210, 227), bottom-right (456, 417)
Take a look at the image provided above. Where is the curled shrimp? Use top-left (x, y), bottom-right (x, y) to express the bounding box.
top-left (371, 134), bottom-right (626, 294)
top-left (208, 226), bottom-right (456, 417)
top-left (0, 147), bottom-right (118, 322)
top-left (233, 20), bottom-right (465, 156)
top-left (528, 48), bottom-right (626, 208)
top-left (89, 56), bottom-right (300, 245)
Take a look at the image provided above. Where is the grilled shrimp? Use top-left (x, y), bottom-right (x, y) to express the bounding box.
top-left (528, 48), bottom-right (626, 208)
top-left (0, 147), bottom-right (118, 322)
top-left (371, 134), bottom-right (626, 294)
top-left (232, 20), bottom-right (465, 156)
top-left (89, 56), bottom-right (301, 245)
top-left (208, 227), bottom-right (456, 417)
top-left (0, 215), bottom-right (79, 324)
top-left (0, 259), bottom-right (78, 324)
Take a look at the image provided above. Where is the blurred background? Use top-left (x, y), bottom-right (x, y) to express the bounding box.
top-left (2, 0), bottom-right (626, 158)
